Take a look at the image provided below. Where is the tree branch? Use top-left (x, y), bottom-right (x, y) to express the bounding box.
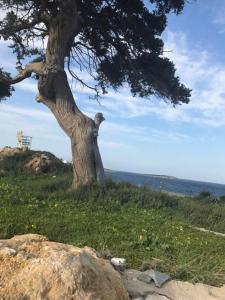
top-left (0, 62), bottom-right (44, 85)
top-left (94, 112), bottom-right (105, 130)
top-left (36, 93), bottom-right (55, 111)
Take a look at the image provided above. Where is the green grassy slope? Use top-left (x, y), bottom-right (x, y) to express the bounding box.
top-left (0, 174), bottom-right (225, 286)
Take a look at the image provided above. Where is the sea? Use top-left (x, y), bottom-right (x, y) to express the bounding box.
top-left (105, 169), bottom-right (225, 197)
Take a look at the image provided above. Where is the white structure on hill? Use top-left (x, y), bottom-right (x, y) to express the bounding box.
top-left (17, 131), bottom-right (32, 150)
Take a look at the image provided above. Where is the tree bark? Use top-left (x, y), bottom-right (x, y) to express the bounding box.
top-left (37, 70), bottom-right (105, 189)
top-left (70, 115), bottom-right (105, 189)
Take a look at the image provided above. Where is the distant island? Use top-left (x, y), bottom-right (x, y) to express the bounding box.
top-left (105, 169), bottom-right (177, 180)
top-left (143, 174), bottom-right (177, 180)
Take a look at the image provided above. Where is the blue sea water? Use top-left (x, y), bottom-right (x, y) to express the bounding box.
top-left (105, 170), bottom-right (225, 197)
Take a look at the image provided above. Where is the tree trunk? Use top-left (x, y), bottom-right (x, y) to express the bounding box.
top-left (38, 71), bottom-right (105, 190)
top-left (71, 118), bottom-right (105, 189)
top-left (35, 0), bottom-right (105, 189)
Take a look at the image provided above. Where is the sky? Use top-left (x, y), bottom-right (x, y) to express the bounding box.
top-left (1, 0), bottom-right (225, 184)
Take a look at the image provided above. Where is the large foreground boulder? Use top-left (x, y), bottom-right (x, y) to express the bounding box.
top-left (0, 234), bottom-right (130, 300)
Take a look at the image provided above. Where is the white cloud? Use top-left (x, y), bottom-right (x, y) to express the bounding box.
top-left (164, 31), bottom-right (210, 87)
top-left (211, 0), bottom-right (225, 27)
top-left (101, 121), bottom-right (191, 144)
top-left (17, 79), bottom-right (38, 94)
top-left (0, 103), bottom-right (53, 120)
top-left (79, 30), bottom-right (225, 128)
top-left (164, 31), bottom-right (225, 127)
top-left (136, 128), bottom-right (191, 144)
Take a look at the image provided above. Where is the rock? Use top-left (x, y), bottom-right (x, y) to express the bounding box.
top-left (145, 295), bottom-right (169, 300)
top-left (0, 234), bottom-right (130, 300)
top-left (122, 269), bottom-right (169, 296)
top-left (137, 273), bottom-right (153, 284)
top-left (122, 269), bottom-right (153, 297)
top-left (148, 280), bottom-right (225, 300)
top-left (0, 247), bottom-right (17, 257)
top-left (111, 257), bottom-right (127, 271)
top-left (0, 147), bottom-right (22, 159)
top-left (122, 269), bottom-right (225, 300)
top-left (25, 154), bottom-right (52, 174)
top-left (144, 270), bottom-right (170, 288)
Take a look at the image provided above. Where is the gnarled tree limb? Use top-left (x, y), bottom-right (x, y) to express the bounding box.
top-left (0, 62), bottom-right (45, 85)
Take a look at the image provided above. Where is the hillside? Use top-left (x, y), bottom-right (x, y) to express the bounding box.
top-left (1, 147), bottom-right (225, 287)
top-left (0, 147), bottom-right (71, 176)
top-left (1, 172), bottom-right (225, 287)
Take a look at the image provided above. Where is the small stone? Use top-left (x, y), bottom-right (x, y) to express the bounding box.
top-left (137, 273), bottom-right (152, 284)
top-left (122, 269), bottom-right (154, 297)
top-left (111, 257), bottom-right (126, 271)
top-left (144, 270), bottom-right (171, 288)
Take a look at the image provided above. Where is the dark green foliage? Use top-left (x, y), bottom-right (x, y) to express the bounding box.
top-left (198, 191), bottom-right (212, 198)
top-left (196, 191), bottom-right (219, 204)
top-left (150, 0), bottom-right (185, 14)
top-left (0, 0), bottom-right (191, 103)
top-left (0, 68), bottom-right (13, 100)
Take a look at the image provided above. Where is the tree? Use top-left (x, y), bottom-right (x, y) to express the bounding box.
top-left (0, 0), bottom-right (191, 189)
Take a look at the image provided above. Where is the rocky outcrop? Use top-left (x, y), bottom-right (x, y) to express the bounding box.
top-left (123, 269), bottom-right (225, 300)
top-left (0, 234), bottom-right (130, 300)
top-left (0, 147), bottom-right (71, 174)
top-left (25, 153), bottom-right (56, 173)
top-left (1, 234), bottom-right (225, 300)
top-left (0, 146), bottom-right (22, 159)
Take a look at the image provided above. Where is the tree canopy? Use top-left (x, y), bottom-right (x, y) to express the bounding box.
top-left (0, 0), bottom-right (191, 104)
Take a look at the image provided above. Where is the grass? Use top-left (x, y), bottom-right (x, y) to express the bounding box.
top-left (0, 174), bottom-right (225, 286)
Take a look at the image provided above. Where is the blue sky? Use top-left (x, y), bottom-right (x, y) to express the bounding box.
top-left (1, 0), bottom-right (225, 184)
